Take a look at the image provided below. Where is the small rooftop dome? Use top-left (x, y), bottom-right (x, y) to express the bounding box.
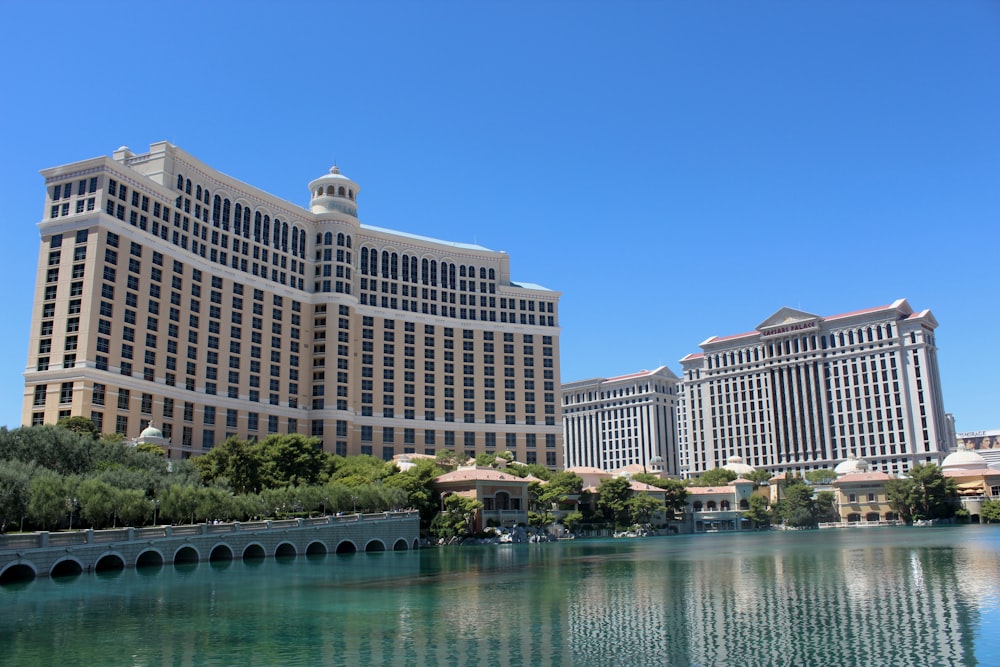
top-left (723, 455), bottom-right (755, 477)
top-left (941, 445), bottom-right (988, 471)
top-left (139, 421), bottom-right (163, 440)
top-left (835, 454), bottom-right (869, 476)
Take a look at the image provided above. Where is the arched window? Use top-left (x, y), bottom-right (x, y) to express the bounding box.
top-left (316, 233), bottom-right (323, 245)
top-left (326, 185), bottom-right (334, 196)
top-left (720, 500), bottom-right (731, 511)
top-left (212, 195), bottom-right (221, 225)
top-left (479, 267), bottom-right (486, 279)
top-left (381, 251), bottom-right (390, 278)
top-left (369, 247), bottom-right (377, 275)
top-left (233, 204), bottom-right (242, 233)
top-left (176, 174), bottom-right (184, 189)
top-left (338, 186), bottom-right (345, 196)
top-left (430, 260), bottom-right (437, 286)
top-left (459, 265), bottom-right (466, 277)
top-left (449, 263), bottom-right (456, 288)
top-left (488, 268), bottom-right (495, 281)
top-left (402, 255), bottom-right (410, 281)
top-left (271, 220), bottom-right (279, 248)
top-left (185, 179), bottom-right (192, 195)
top-left (390, 252), bottom-right (398, 279)
top-left (196, 185), bottom-right (202, 199)
top-left (421, 258), bottom-right (429, 284)
top-left (335, 232), bottom-right (343, 246)
top-left (291, 227), bottom-right (299, 256)
top-left (706, 501), bottom-right (717, 511)
top-left (360, 248), bottom-right (369, 275)
top-left (739, 499), bottom-right (749, 510)
top-left (693, 501), bottom-right (703, 512)
top-left (467, 265), bottom-right (475, 278)
top-left (346, 236), bottom-right (351, 248)
top-left (222, 199), bottom-right (231, 230)
top-left (261, 216), bottom-right (270, 245)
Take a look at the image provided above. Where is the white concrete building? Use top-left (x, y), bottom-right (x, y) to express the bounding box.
top-left (562, 367), bottom-right (680, 474)
top-left (677, 300), bottom-right (951, 478)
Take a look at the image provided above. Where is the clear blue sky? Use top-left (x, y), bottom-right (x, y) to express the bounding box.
top-left (1, 1), bottom-right (997, 432)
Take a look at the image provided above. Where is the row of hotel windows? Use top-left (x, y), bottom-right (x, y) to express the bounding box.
top-left (703, 323), bottom-right (909, 371)
top-left (51, 173), bottom-right (309, 291)
top-left (39, 231), bottom-right (304, 402)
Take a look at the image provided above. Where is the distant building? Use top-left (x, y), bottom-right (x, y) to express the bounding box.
top-left (433, 466), bottom-right (529, 531)
top-left (677, 300), bottom-right (952, 478)
top-left (22, 142), bottom-right (563, 467)
top-left (561, 367), bottom-right (680, 474)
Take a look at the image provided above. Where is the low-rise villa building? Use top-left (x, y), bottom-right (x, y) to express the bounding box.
top-left (433, 466), bottom-right (529, 532)
top-left (831, 471), bottom-right (897, 524)
top-left (684, 479), bottom-right (755, 533)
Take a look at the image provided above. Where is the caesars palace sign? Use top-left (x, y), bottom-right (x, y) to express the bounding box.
top-left (759, 320), bottom-right (818, 338)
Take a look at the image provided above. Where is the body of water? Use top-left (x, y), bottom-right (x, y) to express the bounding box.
top-left (4, 526), bottom-right (1000, 666)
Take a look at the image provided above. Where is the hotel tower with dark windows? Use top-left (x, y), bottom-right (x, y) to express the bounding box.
top-left (23, 142), bottom-right (563, 467)
top-left (676, 300), bottom-right (953, 478)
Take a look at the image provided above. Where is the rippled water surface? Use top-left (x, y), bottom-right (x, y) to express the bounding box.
top-left (4, 526), bottom-right (1000, 666)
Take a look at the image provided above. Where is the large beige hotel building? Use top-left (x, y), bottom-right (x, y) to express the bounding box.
top-left (23, 142), bottom-right (563, 467)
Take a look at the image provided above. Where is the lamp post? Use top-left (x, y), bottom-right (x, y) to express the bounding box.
top-left (67, 497), bottom-right (78, 530)
top-left (352, 495), bottom-right (358, 514)
top-left (152, 499), bottom-right (160, 526)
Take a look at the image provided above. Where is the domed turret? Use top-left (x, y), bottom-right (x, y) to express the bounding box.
top-left (941, 445), bottom-right (988, 471)
top-left (139, 422), bottom-right (163, 440)
top-left (835, 454), bottom-right (869, 476)
top-left (723, 455), bottom-right (755, 478)
top-left (309, 165), bottom-right (360, 217)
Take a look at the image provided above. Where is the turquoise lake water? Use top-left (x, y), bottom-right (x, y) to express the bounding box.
top-left (3, 526), bottom-right (1000, 666)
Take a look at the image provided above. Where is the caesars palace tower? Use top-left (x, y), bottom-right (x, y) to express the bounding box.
top-left (23, 142), bottom-right (564, 467)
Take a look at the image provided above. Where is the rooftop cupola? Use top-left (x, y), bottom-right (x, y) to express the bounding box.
top-left (308, 165), bottom-right (360, 217)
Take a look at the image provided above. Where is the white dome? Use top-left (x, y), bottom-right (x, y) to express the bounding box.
top-left (941, 447), bottom-right (987, 471)
top-left (139, 422), bottom-right (163, 439)
top-left (723, 455), bottom-right (755, 477)
top-left (835, 454), bottom-right (869, 476)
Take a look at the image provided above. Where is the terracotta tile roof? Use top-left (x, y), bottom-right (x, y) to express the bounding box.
top-left (629, 481), bottom-right (664, 492)
top-left (687, 487), bottom-right (733, 495)
top-left (833, 472), bottom-right (893, 484)
top-left (435, 467), bottom-right (527, 483)
top-left (943, 468), bottom-right (1000, 478)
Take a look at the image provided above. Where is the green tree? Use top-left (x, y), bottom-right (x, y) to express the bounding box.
top-left (194, 437), bottom-right (262, 494)
top-left (528, 510), bottom-right (554, 529)
top-left (257, 434), bottom-right (330, 488)
top-left (330, 454), bottom-right (396, 487)
top-left (805, 469), bottom-right (838, 486)
top-left (561, 510), bottom-right (584, 532)
top-left (814, 490), bottom-right (838, 523)
top-left (77, 477), bottom-right (116, 528)
top-left (430, 493), bottom-right (482, 539)
top-left (383, 458), bottom-right (443, 528)
top-left (886, 464), bottom-right (956, 522)
top-left (631, 475), bottom-right (688, 518)
top-left (539, 471), bottom-right (583, 510)
top-left (743, 494), bottom-right (771, 529)
top-left (627, 493), bottom-right (664, 525)
top-left (745, 469), bottom-right (774, 486)
top-left (56, 416), bottom-right (100, 440)
top-left (114, 488), bottom-right (152, 526)
top-left (690, 468), bottom-right (739, 487)
top-left (981, 499), bottom-right (1000, 524)
top-left (777, 477), bottom-right (817, 528)
top-left (159, 484), bottom-right (201, 524)
top-left (597, 477), bottom-right (632, 528)
top-left (27, 470), bottom-right (69, 530)
top-left (0, 459), bottom-right (36, 532)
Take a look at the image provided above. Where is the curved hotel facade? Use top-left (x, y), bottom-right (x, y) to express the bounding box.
top-left (677, 300), bottom-right (952, 478)
top-left (23, 142), bottom-right (563, 467)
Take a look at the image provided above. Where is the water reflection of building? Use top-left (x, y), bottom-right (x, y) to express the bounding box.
top-left (676, 540), bottom-right (985, 666)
